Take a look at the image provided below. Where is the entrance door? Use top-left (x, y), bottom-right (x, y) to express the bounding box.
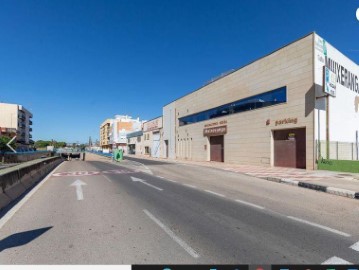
top-left (273, 128), bottom-right (306, 169)
top-left (164, 140), bottom-right (169, 158)
top-left (210, 136), bottom-right (224, 162)
top-left (152, 132), bottom-right (160, 158)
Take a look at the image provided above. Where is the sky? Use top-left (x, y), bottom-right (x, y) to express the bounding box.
top-left (0, 0), bottom-right (358, 143)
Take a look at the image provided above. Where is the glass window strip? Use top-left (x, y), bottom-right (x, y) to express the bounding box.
top-left (178, 86), bottom-right (286, 126)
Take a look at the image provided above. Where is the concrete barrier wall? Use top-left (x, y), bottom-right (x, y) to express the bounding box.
top-left (0, 156), bottom-right (63, 211)
top-left (0, 151), bottom-right (53, 163)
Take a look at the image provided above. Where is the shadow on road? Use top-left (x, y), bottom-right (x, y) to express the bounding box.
top-left (0, 226), bottom-right (52, 252)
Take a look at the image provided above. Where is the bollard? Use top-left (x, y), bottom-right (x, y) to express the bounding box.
top-left (82, 152), bottom-right (86, 161)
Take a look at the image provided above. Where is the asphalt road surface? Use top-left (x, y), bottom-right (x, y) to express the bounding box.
top-left (1, 154), bottom-right (359, 264)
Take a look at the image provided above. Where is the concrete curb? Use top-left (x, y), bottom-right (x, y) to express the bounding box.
top-left (260, 176), bottom-right (359, 200)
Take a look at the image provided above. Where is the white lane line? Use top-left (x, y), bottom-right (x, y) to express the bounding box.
top-left (0, 161), bottom-right (65, 230)
top-left (157, 176), bottom-right (177, 183)
top-left (287, 216), bottom-right (351, 237)
top-left (350, 241), bottom-right (359, 252)
top-left (322, 256), bottom-right (352, 265)
top-left (131, 177), bottom-right (163, 191)
top-left (165, 179), bottom-right (177, 183)
top-left (141, 181), bottom-right (163, 191)
top-left (102, 174), bottom-right (112, 182)
top-left (143, 209), bottom-right (199, 258)
top-left (204, 190), bottom-right (225, 198)
top-left (235, 199), bottom-right (265, 210)
top-left (183, 184), bottom-right (197, 189)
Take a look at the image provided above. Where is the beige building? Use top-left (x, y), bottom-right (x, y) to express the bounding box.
top-left (127, 131), bottom-right (143, 155)
top-left (100, 119), bottom-right (112, 150)
top-left (142, 116), bottom-right (163, 158)
top-left (163, 32), bottom-right (359, 169)
top-left (0, 103), bottom-right (33, 148)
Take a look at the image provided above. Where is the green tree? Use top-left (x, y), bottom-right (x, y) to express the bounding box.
top-left (0, 136), bottom-right (16, 153)
top-left (34, 140), bottom-right (51, 148)
top-left (55, 141), bottom-right (67, 148)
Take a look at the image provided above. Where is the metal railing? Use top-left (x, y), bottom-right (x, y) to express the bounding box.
top-left (317, 140), bottom-right (359, 161)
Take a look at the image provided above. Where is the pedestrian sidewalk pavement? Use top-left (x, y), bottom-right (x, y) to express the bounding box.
top-left (126, 154), bottom-right (359, 200)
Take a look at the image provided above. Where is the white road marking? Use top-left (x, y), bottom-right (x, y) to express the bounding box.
top-left (131, 177), bottom-right (163, 191)
top-left (143, 209), bottom-right (199, 258)
top-left (235, 199), bottom-right (265, 210)
top-left (157, 175), bottom-right (177, 182)
top-left (103, 175), bottom-right (112, 182)
top-left (127, 160), bottom-right (153, 175)
top-left (322, 256), bottom-right (352, 265)
top-left (204, 190), bottom-right (225, 198)
top-left (70, 179), bottom-right (87, 200)
top-left (0, 161), bottom-right (65, 230)
top-left (350, 241), bottom-right (359, 252)
top-left (183, 184), bottom-right (197, 189)
top-left (163, 178), bottom-right (177, 183)
top-left (287, 216), bottom-right (351, 237)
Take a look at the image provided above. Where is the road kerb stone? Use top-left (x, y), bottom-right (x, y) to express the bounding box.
top-left (280, 178), bottom-right (299, 186)
top-left (257, 175), bottom-right (358, 200)
top-left (326, 187), bottom-right (356, 199)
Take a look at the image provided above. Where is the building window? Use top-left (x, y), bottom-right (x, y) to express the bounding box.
top-left (178, 86), bottom-right (287, 126)
top-left (145, 146), bottom-right (150, 154)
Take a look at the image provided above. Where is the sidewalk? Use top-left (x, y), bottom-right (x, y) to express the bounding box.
top-left (125, 154), bottom-right (359, 200)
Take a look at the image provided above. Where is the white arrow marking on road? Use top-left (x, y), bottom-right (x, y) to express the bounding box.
top-left (70, 179), bottom-right (87, 200)
top-left (6, 135), bottom-right (17, 153)
top-left (350, 241), bottom-right (359, 252)
top-left (131, 177), bottom-right (163, 191)
top-left (322, 256), bottom-right (352, 265)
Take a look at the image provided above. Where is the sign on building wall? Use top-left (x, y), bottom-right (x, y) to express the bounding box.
top-left (203, 125), bottom-right (227, 136)
top-left (324, 66), bottom-right (337, 97)
top-left (117, 122), bottom-right (133, 132)
top-left (143, 117), bottom-right (163, 132)
top-left (314, 33), bottom-right (359, 143)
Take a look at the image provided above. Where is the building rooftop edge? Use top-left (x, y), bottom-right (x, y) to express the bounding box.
top-left (163, 31), bottom-right (317, 107)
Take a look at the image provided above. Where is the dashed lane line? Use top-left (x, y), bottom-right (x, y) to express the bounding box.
top-left (143, 209), bottom-right (199, 258)
top-left (183, 184), bottom-right (197, 189)
top-left (204, 190), bottom-right (226, 198)
top-left (102, 175), bottom-right (112, 182)
top-left (235, 199), bottom-right (265, 210)
top-left (287, 216), bottom-right (351, 237)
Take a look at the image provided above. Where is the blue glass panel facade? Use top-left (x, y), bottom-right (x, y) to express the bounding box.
top-left (179, 86), bottom-right (287, 126)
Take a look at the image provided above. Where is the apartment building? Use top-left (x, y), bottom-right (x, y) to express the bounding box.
top-left (162, 33), bottom-right (359, 169)
top-left (99, 115), bottom-right (144, 153)
top-left (0, 103), bottom-right (33, 149)
top-left (100, 119), bottom-right (112, 151)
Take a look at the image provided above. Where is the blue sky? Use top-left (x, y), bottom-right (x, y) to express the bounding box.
top-left (0, 0), bottom-right (358, 143)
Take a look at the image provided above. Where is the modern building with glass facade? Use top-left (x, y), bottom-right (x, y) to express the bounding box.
top-left (162, 32), bottom-right (359, 169)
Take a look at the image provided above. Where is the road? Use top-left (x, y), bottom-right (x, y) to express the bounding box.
top-left (1, 153), bottom-right (359, 264)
